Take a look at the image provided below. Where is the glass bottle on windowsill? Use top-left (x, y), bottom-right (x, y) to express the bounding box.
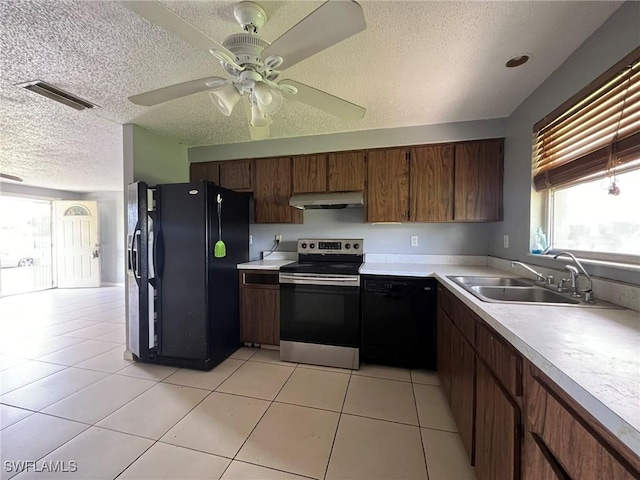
top-left (531, 227), bottom-right (547, 254)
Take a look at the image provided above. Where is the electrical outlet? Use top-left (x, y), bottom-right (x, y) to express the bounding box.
top-left (249, 235), bottom-right (253, 245)
top-left (504, 235), bottom-right (509, 248)
top-left (275, 234), bottom-right (282, 242)
top-left (411, 236), bottom-right (419, 247)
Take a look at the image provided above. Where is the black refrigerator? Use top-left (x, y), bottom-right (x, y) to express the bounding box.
top-left (127, 181), bottom-right (249, 370)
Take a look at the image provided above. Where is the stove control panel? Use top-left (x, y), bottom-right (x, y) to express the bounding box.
top-left (297, 239), bottom-right (364, 255)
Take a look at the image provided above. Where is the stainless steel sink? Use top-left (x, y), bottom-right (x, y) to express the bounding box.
top-left (449, 276), bottom-right (533, 287)
top-left (470, 286), bottom-right (580, 304)
top-left (447, 276), bottom-right (619, 308)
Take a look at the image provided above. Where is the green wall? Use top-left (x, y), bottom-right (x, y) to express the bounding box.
top-left (131, 124), bottom-right (188, 184)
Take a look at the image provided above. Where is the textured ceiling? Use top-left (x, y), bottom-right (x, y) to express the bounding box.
top-left (0, 0), bottom-right (622, 192)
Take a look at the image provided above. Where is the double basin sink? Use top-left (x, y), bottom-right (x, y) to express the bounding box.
top-left (448, 276), bottom-right (616, 308)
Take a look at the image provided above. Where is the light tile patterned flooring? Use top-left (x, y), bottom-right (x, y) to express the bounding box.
top-left (0, 287), bottom-right (476, 480)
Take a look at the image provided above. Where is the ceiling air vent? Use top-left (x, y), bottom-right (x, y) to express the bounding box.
top-left (16, 80), bottom-right (97, 110)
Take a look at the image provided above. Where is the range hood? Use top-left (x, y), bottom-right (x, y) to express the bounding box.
top-left (289, 191), bottom-right (364, 209)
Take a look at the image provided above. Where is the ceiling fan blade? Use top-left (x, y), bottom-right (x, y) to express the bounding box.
top-left (280, 80), bottom-right (365, 121)
top-left (261, 1), bottom-right (366, 71)
top-left (119, 1), bottom-right (235, 58)
top-left (129, 77), bottom-right (228, 106)
top-left (243, 97), bottom-right (271, 140)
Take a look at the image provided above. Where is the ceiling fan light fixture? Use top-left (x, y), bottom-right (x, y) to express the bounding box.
top-left (257, 86), bottom-right (283, 114)
top-left (250, 100), bottom-right (273, 127)
top-left (209, 85), bottom-right (241, 116)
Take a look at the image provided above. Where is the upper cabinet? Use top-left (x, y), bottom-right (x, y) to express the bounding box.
top-left (292, 155), bottom-right (327, 193)
top-left (365, 139), bottom-right (503, 223)
top-left (219, 160), bottom-right (252, 192)
top-left (190, 162), bottom-right (220, 184)
top-left (189, 160), bottom-right (252, 192)
top-left (366, 148), bottom-right (410, 222)
top-left (454, 139), bottom-right (504, 221)
top-left (291, 152), bottom-right (365, 194)
top-left (254, 157), bottom-right (303, 224)
top-left (410, 145), bottom-right (454, 222)
top-left (328, 152), bottom-right (365, 192)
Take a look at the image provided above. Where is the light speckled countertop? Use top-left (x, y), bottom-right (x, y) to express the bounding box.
top-left (361, 261), bottom-right (640, 456)
top-left (237, 259), bottom-right (296, 270)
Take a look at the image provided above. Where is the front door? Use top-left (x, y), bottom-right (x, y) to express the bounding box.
top-left (53, 201), bottom-right (101, 288)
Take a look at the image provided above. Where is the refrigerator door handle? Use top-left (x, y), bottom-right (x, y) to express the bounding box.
top-left (128, 221), bottom-right (141, 285)
top-left (154, 226), bottom-right (164, 279)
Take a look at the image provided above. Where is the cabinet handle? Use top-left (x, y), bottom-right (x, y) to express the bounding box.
top-left (530, 432), bottom-right (572, 480)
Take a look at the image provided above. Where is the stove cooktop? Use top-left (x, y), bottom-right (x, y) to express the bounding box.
top-left (280, 261), bottom-right (362, 276)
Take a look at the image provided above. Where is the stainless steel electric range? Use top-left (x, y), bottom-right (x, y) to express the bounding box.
top-left (279, 238), bottom-right (363, 369)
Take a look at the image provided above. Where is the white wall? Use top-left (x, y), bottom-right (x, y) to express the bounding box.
top-left (489, 1), bottom-right (639, 284)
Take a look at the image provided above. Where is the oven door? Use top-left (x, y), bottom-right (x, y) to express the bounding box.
top-left (280, 274), bottom-right (360, 348)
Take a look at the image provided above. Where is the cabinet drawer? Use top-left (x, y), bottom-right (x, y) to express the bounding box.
top-left (241, 270), bottom-right (279, 287)
top-left (525, 366), bottom-right (640, 479)
top-left (476, 321), bottom-right (522, 397)
top-left (437, 284), bottom-right (475, 345)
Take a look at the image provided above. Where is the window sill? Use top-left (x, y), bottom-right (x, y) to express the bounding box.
top-left (526, 253), bottom-right (640, 273)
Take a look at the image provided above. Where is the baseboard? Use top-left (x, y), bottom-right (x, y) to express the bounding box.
top-left (101, 282), bottom-right (125, 287)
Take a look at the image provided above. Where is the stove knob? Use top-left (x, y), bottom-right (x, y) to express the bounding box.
top-left (301, 243), bottom-right (307, 249)
top-left (310, 243), bottom-right (315, 249)
top-left (353, 243), bottom-right (360, 250)
top-left (345, 243), bottom-right (351, 250)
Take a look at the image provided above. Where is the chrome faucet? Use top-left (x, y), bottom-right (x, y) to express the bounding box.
top-left (511, 261), bottom-right (546, 282)
top-left (553, 252), bottom-right (594, 301)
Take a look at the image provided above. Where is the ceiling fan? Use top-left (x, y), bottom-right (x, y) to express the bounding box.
top-left (121, 0), bottom-right (367, 140)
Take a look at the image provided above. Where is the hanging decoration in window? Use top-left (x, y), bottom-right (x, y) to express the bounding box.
top-left (64, 205), bottom-right (90, 216)
top-left (602, 65), bottom-right (634, 196)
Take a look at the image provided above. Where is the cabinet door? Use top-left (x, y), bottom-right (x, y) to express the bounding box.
top-left (292, 155), bottom-right (327, 193)
top-left (190, 162), bottom-right (220, 184)
top-left (524, 366), bottom-right (639, 480)
top-left (219, 160), bottom-right (252, 191)
top-left (254, 157), bottom-right (303, 224)
top-left (475, 360), bottom-right (520, 480)
top-left (328, 152), bottom-right (365, 192)
top-left (436, 306), bottom-right (453, 401)
top-left (410, 145), bottom-right (454, 221)
top-left (366, 149), bottom-right (409, 222)
top-left (450, 326), bottom-right (476, 463)
top-left (239, 271), bottom-right (280, 346)
top-left (454, 139), bottom-right (503, 221)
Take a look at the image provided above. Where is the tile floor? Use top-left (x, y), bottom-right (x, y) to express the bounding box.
top-left (0, 287), bottom-right (476, 480)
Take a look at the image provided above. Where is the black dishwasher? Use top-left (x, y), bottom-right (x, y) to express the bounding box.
top-left (361, 276), bottom-right (436, 369)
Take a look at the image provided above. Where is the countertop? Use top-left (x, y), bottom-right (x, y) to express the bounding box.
top-left (237, 259), bottom-right (296, 270)
top-left (361, 261), bottom-right (640, 456)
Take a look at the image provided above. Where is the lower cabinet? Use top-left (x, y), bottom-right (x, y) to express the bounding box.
top-left (475, 360), bottom-right (521, 480)
top-left (239, 270), bottom-right (280, 346)
top-left (437, 282), bottom-right (640, 480)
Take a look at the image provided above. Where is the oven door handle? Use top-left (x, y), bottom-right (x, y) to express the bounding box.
top-left (279, 273), bottom-right (360, 287)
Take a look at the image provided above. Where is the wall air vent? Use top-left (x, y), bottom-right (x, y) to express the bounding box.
top-left (16, 80), bottom-right (97, 110)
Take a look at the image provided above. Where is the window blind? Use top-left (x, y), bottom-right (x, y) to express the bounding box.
top-left (532, 47), bottom-right (640, 191)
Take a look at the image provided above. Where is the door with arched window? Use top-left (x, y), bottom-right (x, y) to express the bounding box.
top-left (53, 201), bottom-right (101, 288)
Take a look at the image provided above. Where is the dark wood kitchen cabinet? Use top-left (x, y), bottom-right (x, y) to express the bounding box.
top-left (219, 160), bottom-right (252, 191)
top-left (292, 155), bottom-right (327, 193)
top-left (410, 145), bottom-right (454, 221)
top-left (438, 281), bottom-right (640, 480)
top-left (328, 151), bottom-right (365, 192)
top-left (189, 160), bottom-right (252, 191)
top-left (366, 148), bottom-right (409, 222)
top-left (190, 162), bottom-right (220, 184)
top-left (475, 360), bottom-right (521, 480)
top-left (523, 362), bottom-right (640, 480)
top-left (239, 270), bottom-right (280, 346)
top-left (454, 139), bottom-right (503, 221)
top-left (253, 157), bottom-right (303, 224)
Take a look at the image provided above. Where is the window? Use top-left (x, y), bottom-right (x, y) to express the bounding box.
top-left (64, 205), bottom-right (90, 216)
top-left (532, 47), bottom-right (640, 263)
top-left (550, 168), bottom-right (640, 261)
